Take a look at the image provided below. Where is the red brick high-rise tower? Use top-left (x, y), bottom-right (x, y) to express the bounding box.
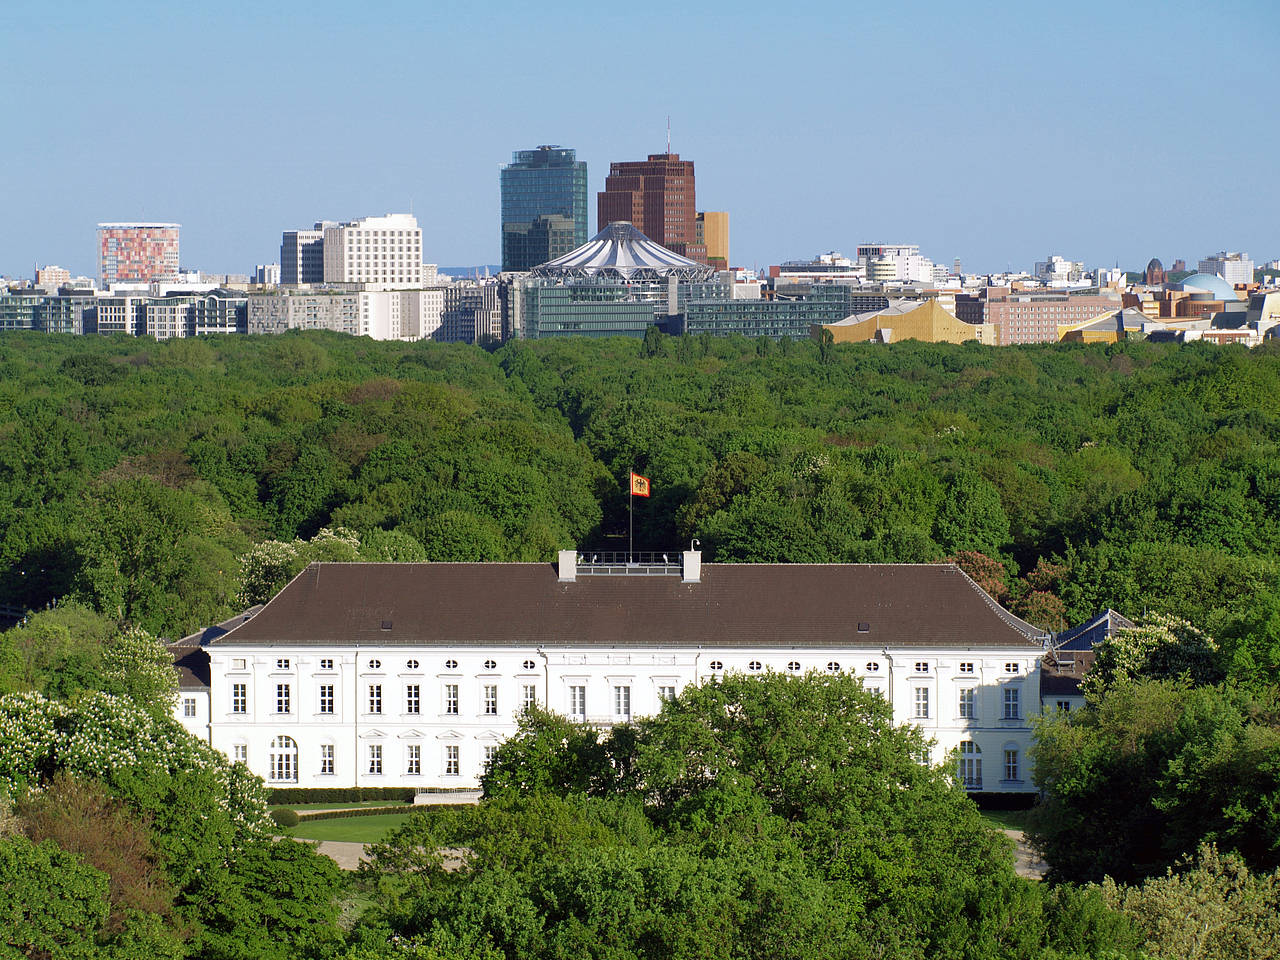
top-left (597, 153), bottom-right (706, 263)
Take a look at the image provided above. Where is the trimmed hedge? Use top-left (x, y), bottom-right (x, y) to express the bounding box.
top-left (271, 807), bottom-right (300, 828)
top-left (266, 787), bottom-right (421, 804)
top-left (297, 805), bottom-right (412, 822)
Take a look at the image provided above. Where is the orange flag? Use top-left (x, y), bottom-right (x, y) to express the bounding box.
top-left (630, 472), bottom-right (651, 497)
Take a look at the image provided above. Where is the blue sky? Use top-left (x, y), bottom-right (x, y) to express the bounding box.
top-left (2, 0), bottom-right (1276, 277)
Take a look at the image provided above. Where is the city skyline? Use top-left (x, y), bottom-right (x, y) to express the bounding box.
top-left (2, 0), bottom-right (1276, 278)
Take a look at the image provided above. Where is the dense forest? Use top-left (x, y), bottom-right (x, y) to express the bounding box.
top-left (0, 330), bottom-right (1278, 668)
top-left (1, 330), bottom-right (1279, 958)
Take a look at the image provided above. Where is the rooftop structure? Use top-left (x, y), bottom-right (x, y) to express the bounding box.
top-left (532, 221), bottom-right (716, 282)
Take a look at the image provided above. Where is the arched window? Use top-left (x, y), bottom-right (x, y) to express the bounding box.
top-left (269, 736), bottom-right (298, 783)
top-left (958, 741), bottom-right (981, 789)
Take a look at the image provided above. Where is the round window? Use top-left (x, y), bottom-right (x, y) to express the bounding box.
top-left (444, 659), bottom-right (458, 670)
top-left (484, 659), bottom-right (497, 670)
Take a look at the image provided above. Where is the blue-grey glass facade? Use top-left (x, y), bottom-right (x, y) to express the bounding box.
top-left (680, 285), bottom-right (885, 340)
top-left (500, 146), bottom-right (588, 272)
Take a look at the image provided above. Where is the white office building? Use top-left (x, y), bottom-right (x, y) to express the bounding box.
top-left (322, 214), bottom-right (423, 287)
top-left (1198, 251), bottom-right (1253, 286)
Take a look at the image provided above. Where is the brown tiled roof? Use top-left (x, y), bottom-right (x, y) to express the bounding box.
top-left (210, 562), bottom-right (1047, 650)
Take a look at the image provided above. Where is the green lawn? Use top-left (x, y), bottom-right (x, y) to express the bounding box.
top-left (978, 808), bottom-right (1032, 832)
top-left (289, 813), bottom-right (415, 844)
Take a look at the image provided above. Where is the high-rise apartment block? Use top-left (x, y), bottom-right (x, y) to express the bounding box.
top-left (97, 222), bottom-right (180, 284)
top-left (1198, 251), bottom-right (1253, 286)
top-left (500, 146), bottom-right (588, 272)
top-left (597, 153), bottom-right (706, 262)
top-left (280, 224), bottom-right (331, 284)
top-left (322, 214), bottom-right (422, 287)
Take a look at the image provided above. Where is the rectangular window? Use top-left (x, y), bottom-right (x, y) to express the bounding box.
top-left (369, 684), bottom-right (382, 714)
top-left (318, 684), bottom-right (334, 714)
top-left (276, 658), bottom-right (290, 670)
top-left (959, 661), bottom-right (974, 673)
top-left (959, 751), bottom-right (981, 788)
top-left (1004, 749), bottom-right (1020, 781)
top-left (406, 684), bottom-right (420, 715)
top-left (406, 744), bottom-right (421, 775)
top-left (444, 744), bottom-right (459, 776)
top-left (484, 684), bottom-right (498, 715)
top-left (959, 687), bottom-right (976, 719)
top-left (483, 745), bottom-right (497, 771)
top-left (320, 744), bottom-right (334, 775)
top-left (319, 658), bottom-right (333, 670)
top-left (233, 744), bottom-right (247, 764)
top-left (232, 658), bottom-right (246, 670)
top-left (232, 683), bottom-right (247, 714)
top-left (569, 685), bottom-right (586, 718)
top-left (522, 684), bottom-right (536, 710)
top-left (445, 683), bottom-right (458, 715)
top-left (614, 685), bottom-right (631, 719)
top-left (368, 744), bottom-right (382, 775)
top-left (1003, 687), bottom-right (1020, 719)
top-left (658, 685), bottom-right (676, 702)
top-left (276, 683), bottom-right (290, 714)
top-left (913, 686), bottom-right (930, 719)
top-left (1056, 700), bottom-right (1072, 712)
top-left (182, 697), bottom-right (196, 718)
top-left (914, 661), bottom-right (929, 673)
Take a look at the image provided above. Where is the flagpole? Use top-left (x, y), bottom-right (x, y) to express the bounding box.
top-left (628, 477), bottom-right (633, 564)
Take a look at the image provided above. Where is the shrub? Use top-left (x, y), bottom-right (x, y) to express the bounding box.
top-left (270, 807), bottom-right (299, 829)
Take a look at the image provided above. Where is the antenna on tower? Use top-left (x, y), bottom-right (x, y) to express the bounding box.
top-left (666, 115), bottom-right (670, 154)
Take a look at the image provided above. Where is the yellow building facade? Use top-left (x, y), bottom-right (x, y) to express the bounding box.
top-left (815, 299), bottom-right (997, 345)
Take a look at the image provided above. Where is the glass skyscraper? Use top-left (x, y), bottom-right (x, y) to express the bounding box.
top-left (500, 146), bottom-right (588, 272)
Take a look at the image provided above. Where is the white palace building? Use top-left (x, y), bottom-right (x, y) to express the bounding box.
top-left (173, 550), bottom-right (1051, 795)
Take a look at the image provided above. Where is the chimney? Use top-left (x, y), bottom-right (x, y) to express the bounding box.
top-left (558, 549), bottom-right (577, 582)
top-left (682, 549), bottom-right (701, 583)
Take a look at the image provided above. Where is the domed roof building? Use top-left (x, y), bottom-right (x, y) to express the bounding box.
top-left (1174, 273), bottom-right (1239, 301)
top-left (532, 221), bottom-right (716, 282)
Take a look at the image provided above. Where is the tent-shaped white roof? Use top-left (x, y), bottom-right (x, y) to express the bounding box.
top-left (531, 221), bottom-right (716, 282)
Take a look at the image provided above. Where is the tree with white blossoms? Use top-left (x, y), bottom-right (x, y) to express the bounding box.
top-left (0, 690), bottom-right (269, 834)
top-left (102, 624), bottom-right (178, 715)
top-left (1082, 613), bottom-right (1226, 700)
top-left (238, 526), bottom-right (362, 606)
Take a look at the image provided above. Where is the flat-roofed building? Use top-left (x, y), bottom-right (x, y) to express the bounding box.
top-left (322, 214), bottom-right (422, 287)
top-left (98, 222), bottom-right (180, 284)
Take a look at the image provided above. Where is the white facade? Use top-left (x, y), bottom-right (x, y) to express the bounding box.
top-left (1198, 251), bottom-right (1253, 286)
top-left (1033, 255), bottom-right (1086, 287)
top-left (204, 643), bottom-right (1040, 793)
top-left (197, 553), bottom-right (1046, 794)
top-left (323, 214), bottom-right (423, 287)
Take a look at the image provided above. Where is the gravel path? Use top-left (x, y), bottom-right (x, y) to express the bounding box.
top-left (1005, 829), bottom-right (1047, 879)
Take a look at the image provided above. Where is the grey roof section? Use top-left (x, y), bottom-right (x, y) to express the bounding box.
top-left (210, 561), bottom-right (1049, 650)
top-left (531, 221), bottom-right (716, 282)
top-left (170, 605), bottom-right (265, 690)
top-left (1054, 609), bottom-right (1135, 652)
